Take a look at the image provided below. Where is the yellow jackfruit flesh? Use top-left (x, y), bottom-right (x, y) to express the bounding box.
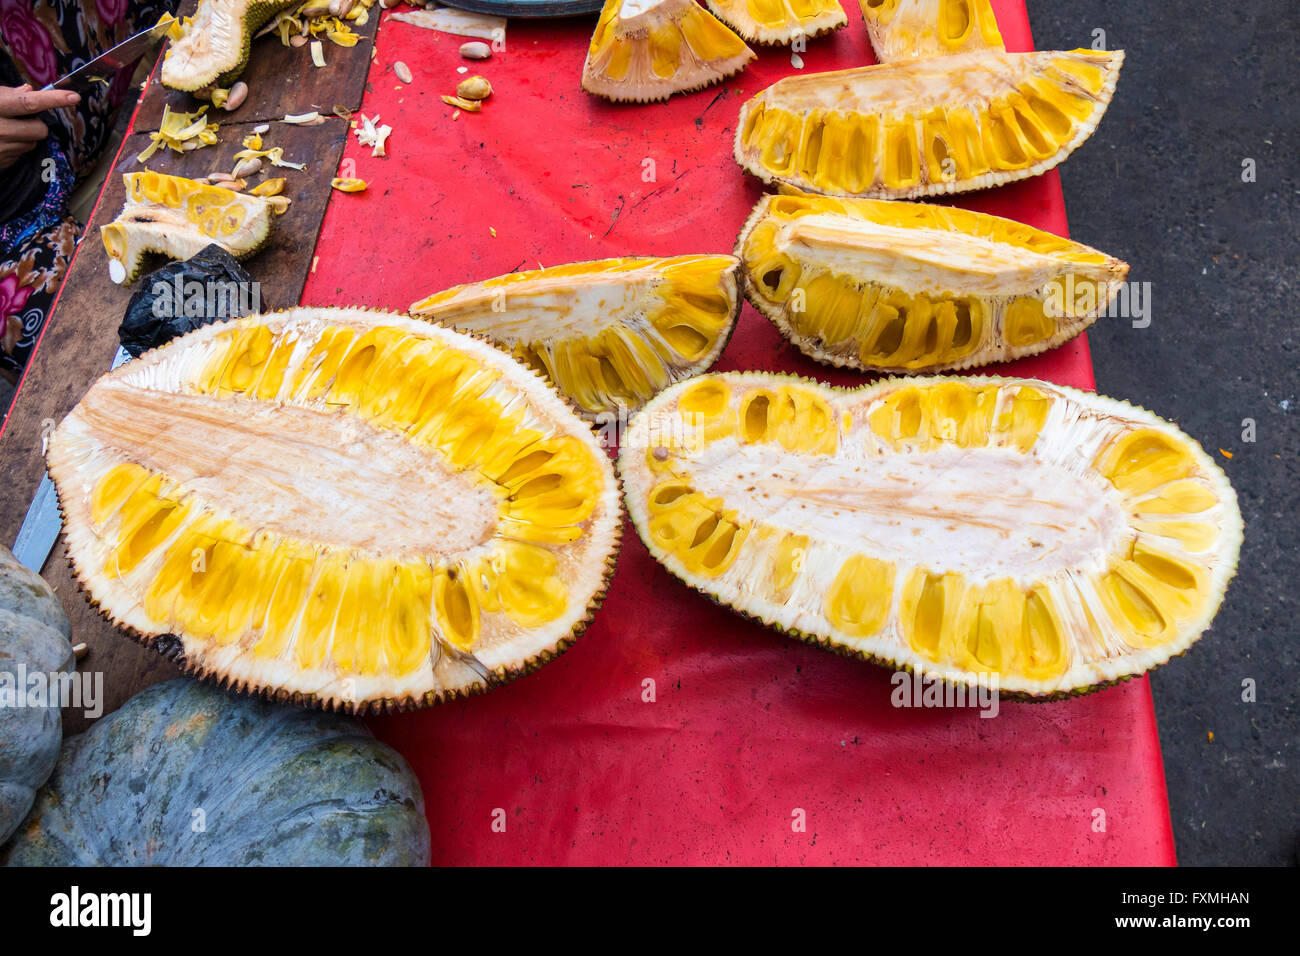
top-left (620, 373), bottom-right (1241, 698)
top-left (734, 48), bottom-right (1123, 199)
top-left (736, 192), bottom-right (1129, 372)
top-left (100, 171), bottom-right (276, 284)
top-left (162, 0), bottom-right (303, 92)
top-left (705, 0), bottom-right (847, 46)
top-left (410, 255), bottom-right (742, 418)
top-left (583, 0), bottom-right (755, 103)
top-left (860, 0), bottom-right (1003, 62)
top-left (47, 308), bottom-right (623, 712)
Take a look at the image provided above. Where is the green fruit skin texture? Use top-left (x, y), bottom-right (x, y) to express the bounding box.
top-left (0, 546), bottom-right (73, 845)
top-left (3, 679), bottom-right (431, 866)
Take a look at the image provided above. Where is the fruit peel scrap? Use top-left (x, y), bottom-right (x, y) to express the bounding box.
top-left (137, 105), bottom-right (220, 163)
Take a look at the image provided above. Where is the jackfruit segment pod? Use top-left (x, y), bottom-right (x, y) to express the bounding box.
top-left (410, 255), bottom-right (742, 419)
top-left (101, 172), bottom-right (275, 285)
top-left (161, 0), bottom-right (303, 91)
top-left (736, 192), bottom-right (1129, 372)
top-left (860, 0), bottom-right (1003, 62)
top-left (46, 308), bottom-right (622, 712)
top-left (704, 0), bottom-right (847, 46)
top-left (583, 0), bottom-right (755, 103)
top-left (734, 48), bottom-right (1123, 199)
top-left (619, 373), bottom-right (1242, 697)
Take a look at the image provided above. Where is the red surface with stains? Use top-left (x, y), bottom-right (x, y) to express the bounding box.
top-left (303, 2), bottom-right (1177, 864)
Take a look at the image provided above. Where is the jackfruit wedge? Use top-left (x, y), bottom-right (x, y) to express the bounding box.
top-left (705, 0), bottom-right (847, 46)
top-left (583, 0), bottom-right (755, 103)
top-left (161, 0), bottom-right (302, 92)
top-left (734, 48), bottom-right (1123, 199)
top-left (48, 308), bottom-right (622, 712)
top-left (101, 172), bottom-right (275, 284)
top-left (620, 373), bottom-right (1241, 698)
top-left (410, 255), bottom-right (742, 419)
top-left (860, 0), bottom-right (1004, 62)
top-left (736, 192), bottom-right (1129, 372)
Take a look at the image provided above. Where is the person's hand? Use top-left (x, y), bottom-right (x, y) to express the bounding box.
top-left (0, 84), bottom-right (79, 170)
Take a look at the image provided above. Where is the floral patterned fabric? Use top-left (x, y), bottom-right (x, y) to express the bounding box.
top-left (0, 0), bottom-right (178, 380)
top-left (0, 215), bottom-right (77, 379)
top-left (1, 0), bottom-right (175, 177)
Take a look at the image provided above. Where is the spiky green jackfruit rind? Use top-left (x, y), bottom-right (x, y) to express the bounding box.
top-left (161, 0), bottom-right (303, 92)
top-left (48, 307), bottom-right (624, 714)
top-left (618, 371), bottom-right (1244, 700)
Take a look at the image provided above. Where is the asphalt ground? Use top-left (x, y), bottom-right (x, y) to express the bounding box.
top-left (1030, 0), bottom-right (1298, 865)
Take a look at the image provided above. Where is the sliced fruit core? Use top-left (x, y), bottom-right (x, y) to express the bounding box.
top-left (162, 0), bottom-right (302, 92)
top-left (687, 440), bottom-right (1129, 578)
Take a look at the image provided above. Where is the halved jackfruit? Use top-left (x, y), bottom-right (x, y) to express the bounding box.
top-left (410, 255), bottom-right (742, 419)
top-left (101, 172), bottom-right (275, 285)
top-left (860, 0), bottom-right (1003, 62)
top-left (704, 0), bottom-right (847, 46)
top-left (161, 0), bottom-right (302, 92)
top-left (47, 308), bottom-right (622, 712)
top-left (620, 374), bottom-right (1241, 697)
top-left (736, 192), bottom-right (1129, 372)
top-left (734, 48), bottom-right (1123, 199)
top-left (583, 0), bottom-right (755, 103)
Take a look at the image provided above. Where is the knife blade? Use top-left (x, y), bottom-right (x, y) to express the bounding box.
top-left (11, 345), bottom-right (131, 572)
top-left (43, 24), bottom-right (169, 93)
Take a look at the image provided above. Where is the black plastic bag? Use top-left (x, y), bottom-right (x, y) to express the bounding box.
top-left (118, 245), bottom-right (267, 357)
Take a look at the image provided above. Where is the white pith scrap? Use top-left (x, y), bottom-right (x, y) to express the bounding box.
top-left (48, 308), bottom-right (622, 711)
top-left (619, 373), bottom-right (1243, 696)
top-left (734, 49), bottom-right (1124, 199)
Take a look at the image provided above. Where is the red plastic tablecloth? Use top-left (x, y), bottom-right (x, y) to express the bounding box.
top-left (302, 1), bottom-right (1177, 865)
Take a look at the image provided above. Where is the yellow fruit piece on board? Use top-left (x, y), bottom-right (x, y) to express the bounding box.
top-left (100, 171), bottom-right (275, 284)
